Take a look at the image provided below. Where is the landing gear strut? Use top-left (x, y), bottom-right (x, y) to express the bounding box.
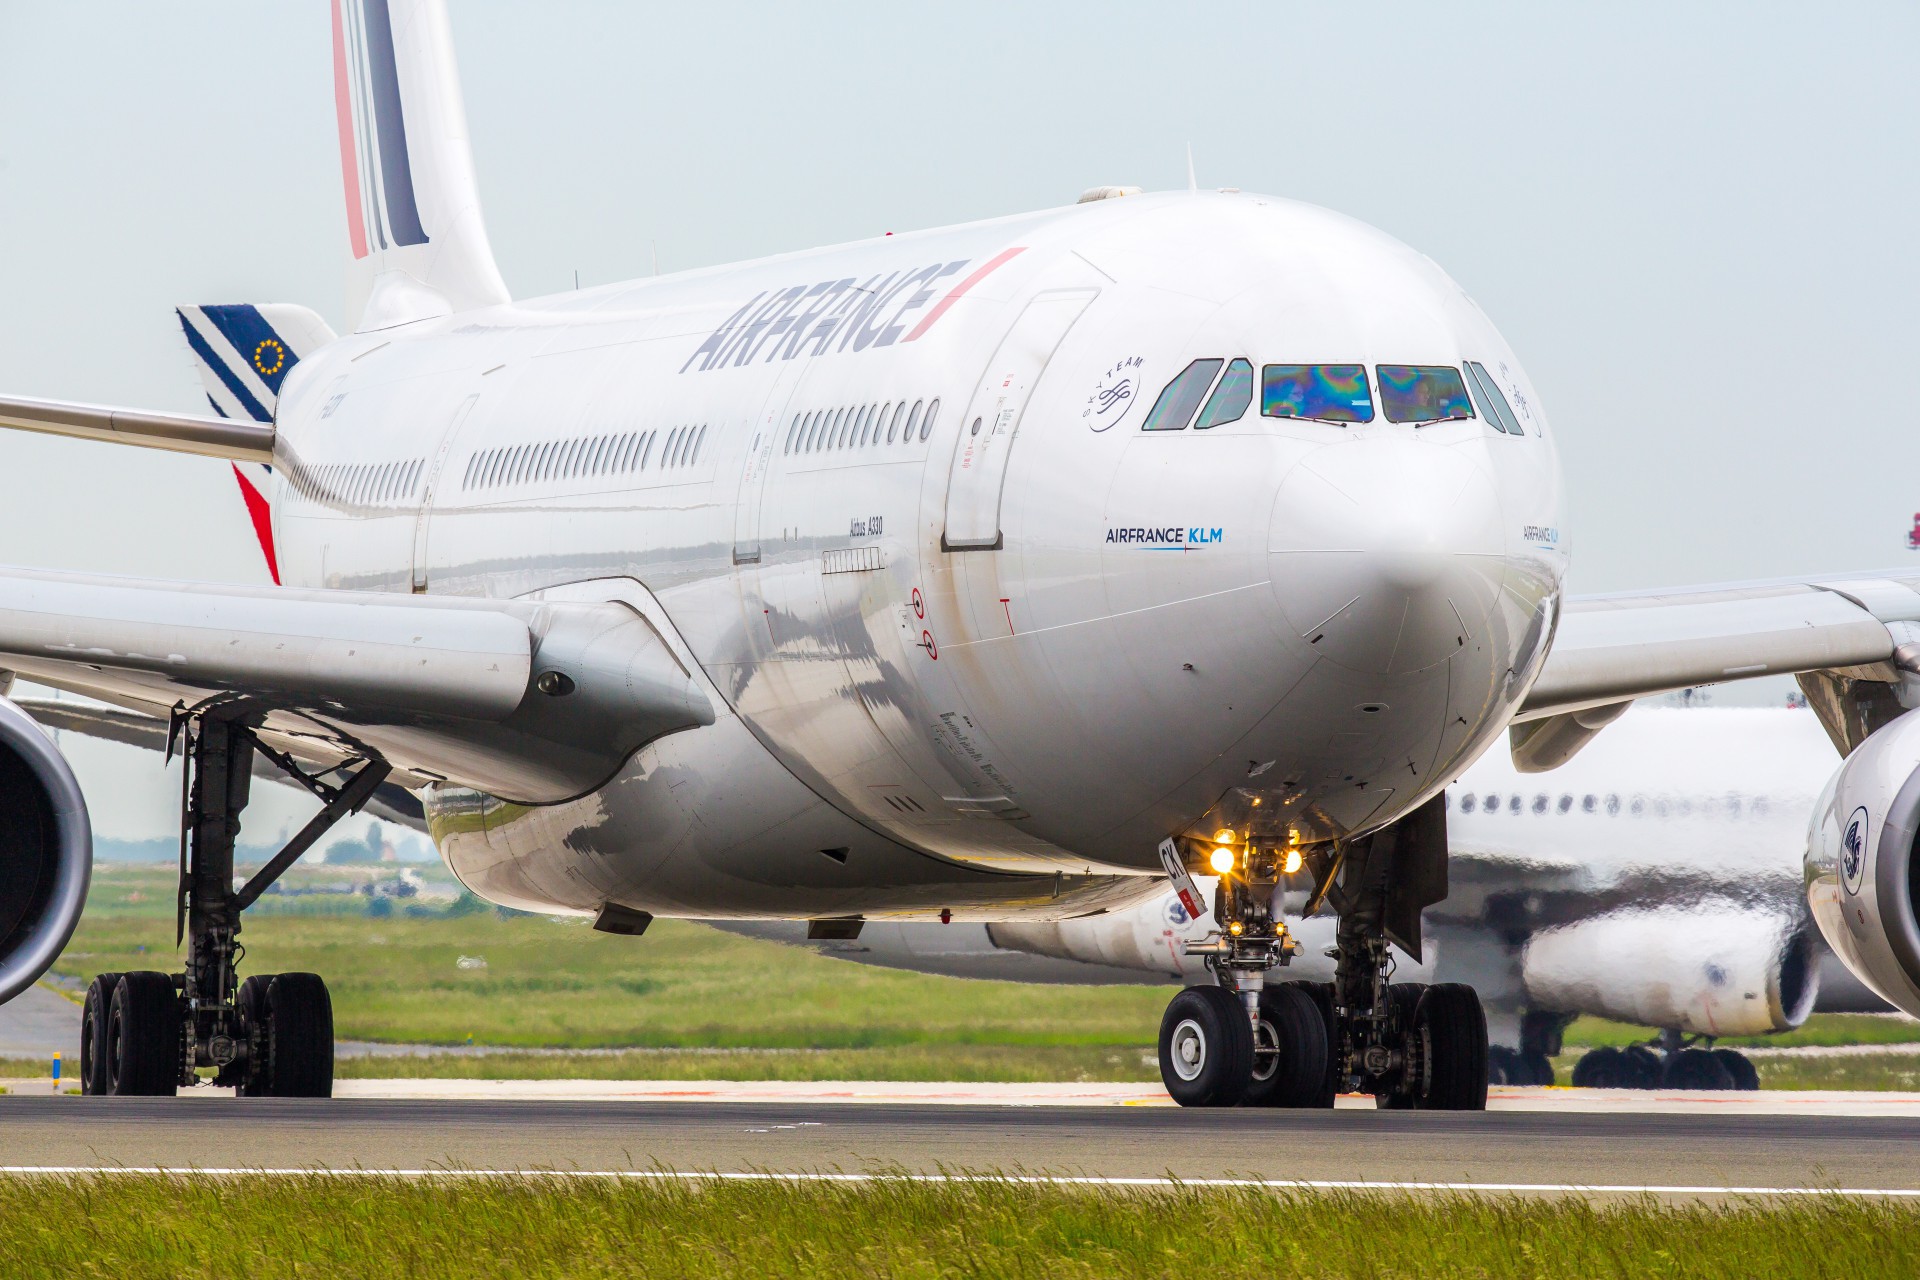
top-left (79, 712), bottom-right (388, 1097)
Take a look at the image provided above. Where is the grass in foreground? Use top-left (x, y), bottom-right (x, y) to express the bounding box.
top-left (2, 1176), bottom-right (1917, 1279)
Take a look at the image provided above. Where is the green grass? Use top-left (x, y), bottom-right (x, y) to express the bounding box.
top-left (1564, 1014), bottom-right (1920, 1051)
top-left (54, 866), bottom-right (1171, 1054)
top-left (0, 1175), bottom-right (1916, 1278)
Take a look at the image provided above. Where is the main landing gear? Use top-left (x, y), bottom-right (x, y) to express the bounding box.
top-left (1570, 1030), bottom-right (1760, 1091)
top-left (79, 713), bottom-right (388, 1097)
top-left (1156, 796), bottom-right (1487, 1110)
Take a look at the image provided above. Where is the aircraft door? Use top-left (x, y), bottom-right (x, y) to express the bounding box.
top-left (411, 392), bottom-right (479, 592)
top-left (941, 289), bottom-right (1096, 550)
top-left (732, 364), bottom-right (805, 566)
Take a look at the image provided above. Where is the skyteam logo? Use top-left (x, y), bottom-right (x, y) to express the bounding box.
top-left (1164, 895), bottom-right (1192, 927)
top-left (1841, 805), bottom-right (1869, 896)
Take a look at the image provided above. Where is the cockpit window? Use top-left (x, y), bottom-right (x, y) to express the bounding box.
top-left (1194, 358), bottom-right (1253, 429)
top-left (1142, 358), bottom-right (1223, 430)
top-left (1464, 361), bottom-right (1523, 435)
top-left (1377, 365), bottom-right (1473, 425)
top-left (1261, 364), bottom-right (1374, 424)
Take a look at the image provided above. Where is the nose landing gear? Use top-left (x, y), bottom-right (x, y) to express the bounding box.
top-left (78, 712), bottom-right (387, 1097)
top-left (1154, 796), bottom-right (1487, 1111)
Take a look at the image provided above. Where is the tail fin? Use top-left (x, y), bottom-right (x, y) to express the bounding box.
top-left (175, 303), bottom-right (337, 585)
top-left (175, 304), bottom-right (336, 424)
top-left (332, 0), bottom-right (509, 331)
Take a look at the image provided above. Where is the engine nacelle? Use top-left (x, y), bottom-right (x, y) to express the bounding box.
top-left (0, 697), bottom-right (92, 1003)
top-left (1807, 707), bottom-right (1920, 1018)
top-left (1521, 904), bottom-right (1817, 1037)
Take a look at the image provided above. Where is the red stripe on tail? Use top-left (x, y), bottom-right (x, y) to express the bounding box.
top-left (230, 464), bottom-right (281, 585)
top-left (332, 0), bottom-right (370, 260)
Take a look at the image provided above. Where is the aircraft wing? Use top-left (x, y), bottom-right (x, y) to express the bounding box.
top-left (0, 566), bottom-right (714, 804)
top-left (0, 393), bottom-right (273, 463)
top-left (1512, 573), bottom-right (1920, 770)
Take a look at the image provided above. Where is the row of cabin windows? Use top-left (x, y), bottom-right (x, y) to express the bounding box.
top-left (289, 458), bottom-right (425, 508)
top-left (783, 397), bottom-right (941, 456)
top-left (1143, 358), bottom-right (1525, 433)
top-left (462, 424), bottom-right (709, 493)
top-left (1451, 791), bottom-right (1773, 819)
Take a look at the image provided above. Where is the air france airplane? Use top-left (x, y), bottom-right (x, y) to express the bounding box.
top-left (737, 703), bottom-right (1871, 1092)
top-left (2, 0), bottom-right (1918, 1114)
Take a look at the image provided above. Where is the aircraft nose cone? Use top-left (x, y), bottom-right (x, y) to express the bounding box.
top-left (1269, 439), bottom-right (1506, 675)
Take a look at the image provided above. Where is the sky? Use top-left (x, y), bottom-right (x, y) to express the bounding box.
top-left (0, 1), bottom-right (1914, 833)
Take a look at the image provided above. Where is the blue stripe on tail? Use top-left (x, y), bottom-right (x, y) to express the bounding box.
top-left (176, 310), bottom-right (273, 423)
top-left (362, 0), bottom-right (429, 248)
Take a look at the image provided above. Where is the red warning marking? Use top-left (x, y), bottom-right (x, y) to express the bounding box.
top-left (919, 630), bottom-right (938, 660)
top-left (911, 587), bottom-right (925, 620)
top-left (1000, 598), bottom-right (1014, 635)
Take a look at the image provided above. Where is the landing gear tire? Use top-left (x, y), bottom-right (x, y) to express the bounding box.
top-left (1664, 1047), bottom-right (1734, 1091)
top-left (1376, 983), bottom-right (1487, 1111)
top-left (1243, 984), bottom-right (1330, 1109)
top-left (1490, 1046), bottom-right (1557, 1087)
top-left (1572, 1044), bottom-right (1661, 1089)
top-left (1159, 985), bottom-right (1254, 1108)
top-left (257, 973), bottom-right (334, 1099)
top-left (1292, 981), bottom-right (1340, 1107)
top-left (80, 971), bottom-right (123, 1096)
top-left (107, 971), bottom-right (181, 1097)
top-left (1712, 1047), bottom-right (1760, 1091)
top-left (234, 975), bottom-right (273, 1098)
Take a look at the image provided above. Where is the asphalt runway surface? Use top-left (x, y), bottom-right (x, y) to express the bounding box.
top-left (2, 1096), bottom-right (1918, 1196)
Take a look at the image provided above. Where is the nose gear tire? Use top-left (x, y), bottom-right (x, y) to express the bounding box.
top-left (107, 971), bottom-right (181, 1097)
top-left (1243, 984), bottom-right (1331, 1108)
top-left (1159, 985), bottom-right (1254, 1108)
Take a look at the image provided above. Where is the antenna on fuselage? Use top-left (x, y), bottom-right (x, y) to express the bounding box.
top-left (1186, 143), bottom-right (1197, 194)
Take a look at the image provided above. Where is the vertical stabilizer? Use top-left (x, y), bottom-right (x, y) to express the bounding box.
top-left (332, 0), bottom-right (509, 331)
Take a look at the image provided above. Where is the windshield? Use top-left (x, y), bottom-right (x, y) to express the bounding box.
top-left (1377, 365), bottom-right (1474, 424)
top-left (1260, 364), bottom-right (1374, 424)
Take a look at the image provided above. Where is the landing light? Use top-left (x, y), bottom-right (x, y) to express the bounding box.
top-left (1283, 847), bottom-right (1303, 875)
top-left (1212, 829), bottom-right (1235, 844)
top-left (1207, 845), bottom-right (1236, 875)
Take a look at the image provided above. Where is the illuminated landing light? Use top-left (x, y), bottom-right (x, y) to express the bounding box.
top-left (1208, 846), bottom-right (1236, 875)
top-left (1283, 847), bottom-right (1304, 875)
top-left (1213, 829), bottom-right (1236, 844)
top-left (1228, 921), bottom-right (1244, 937)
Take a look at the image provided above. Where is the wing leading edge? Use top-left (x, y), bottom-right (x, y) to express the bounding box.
top-left (1513, 574), bottom-right (1920, 771)
top-left (0, 567), bottom-right (714, 804)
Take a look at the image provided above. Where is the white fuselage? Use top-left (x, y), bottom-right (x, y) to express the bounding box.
top-left (268, 192), bottom-right (1564, 920)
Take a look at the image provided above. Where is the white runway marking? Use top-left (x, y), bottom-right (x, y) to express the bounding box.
top-left (0, 1167), bottom-right (1910, 1197)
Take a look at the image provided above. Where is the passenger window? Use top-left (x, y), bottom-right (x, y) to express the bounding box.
top-left (785, 414), bottom-right (801, 454)
top-left (1194, 358), bottom-right (1253, 429)
top-left (640, 432), bottom-right (656, 469)
top-left (1261, 365), bottom-right (1374, 424)
top-left (904, 400), bottom-right (923, 444)
top-left (887, 403), bottom-right (905, 443)
top-left (876, 402), bottom-right (892, 446)
top-left (1464, 361), bottom-right (1522, 435)
top-left (1143, 358), bottom-right (1223, 430)
top-left (1377, 365), bottom-right (1473, 425)
top-left (692, 424), bottom-right (708, 463)
top-left (921, 398), bottom-right (939, 441)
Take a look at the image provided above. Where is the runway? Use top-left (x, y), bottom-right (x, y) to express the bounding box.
top-left (3, 1094), bottom-right (1918, 1197)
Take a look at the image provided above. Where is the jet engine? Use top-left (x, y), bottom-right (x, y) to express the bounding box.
top-left (0, 696), bottom-right (92, 1003)
top-left (1807, 706), bottom-right (1920, 1018)
top-left (1521, 905), bottom-right (1817, 1037)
